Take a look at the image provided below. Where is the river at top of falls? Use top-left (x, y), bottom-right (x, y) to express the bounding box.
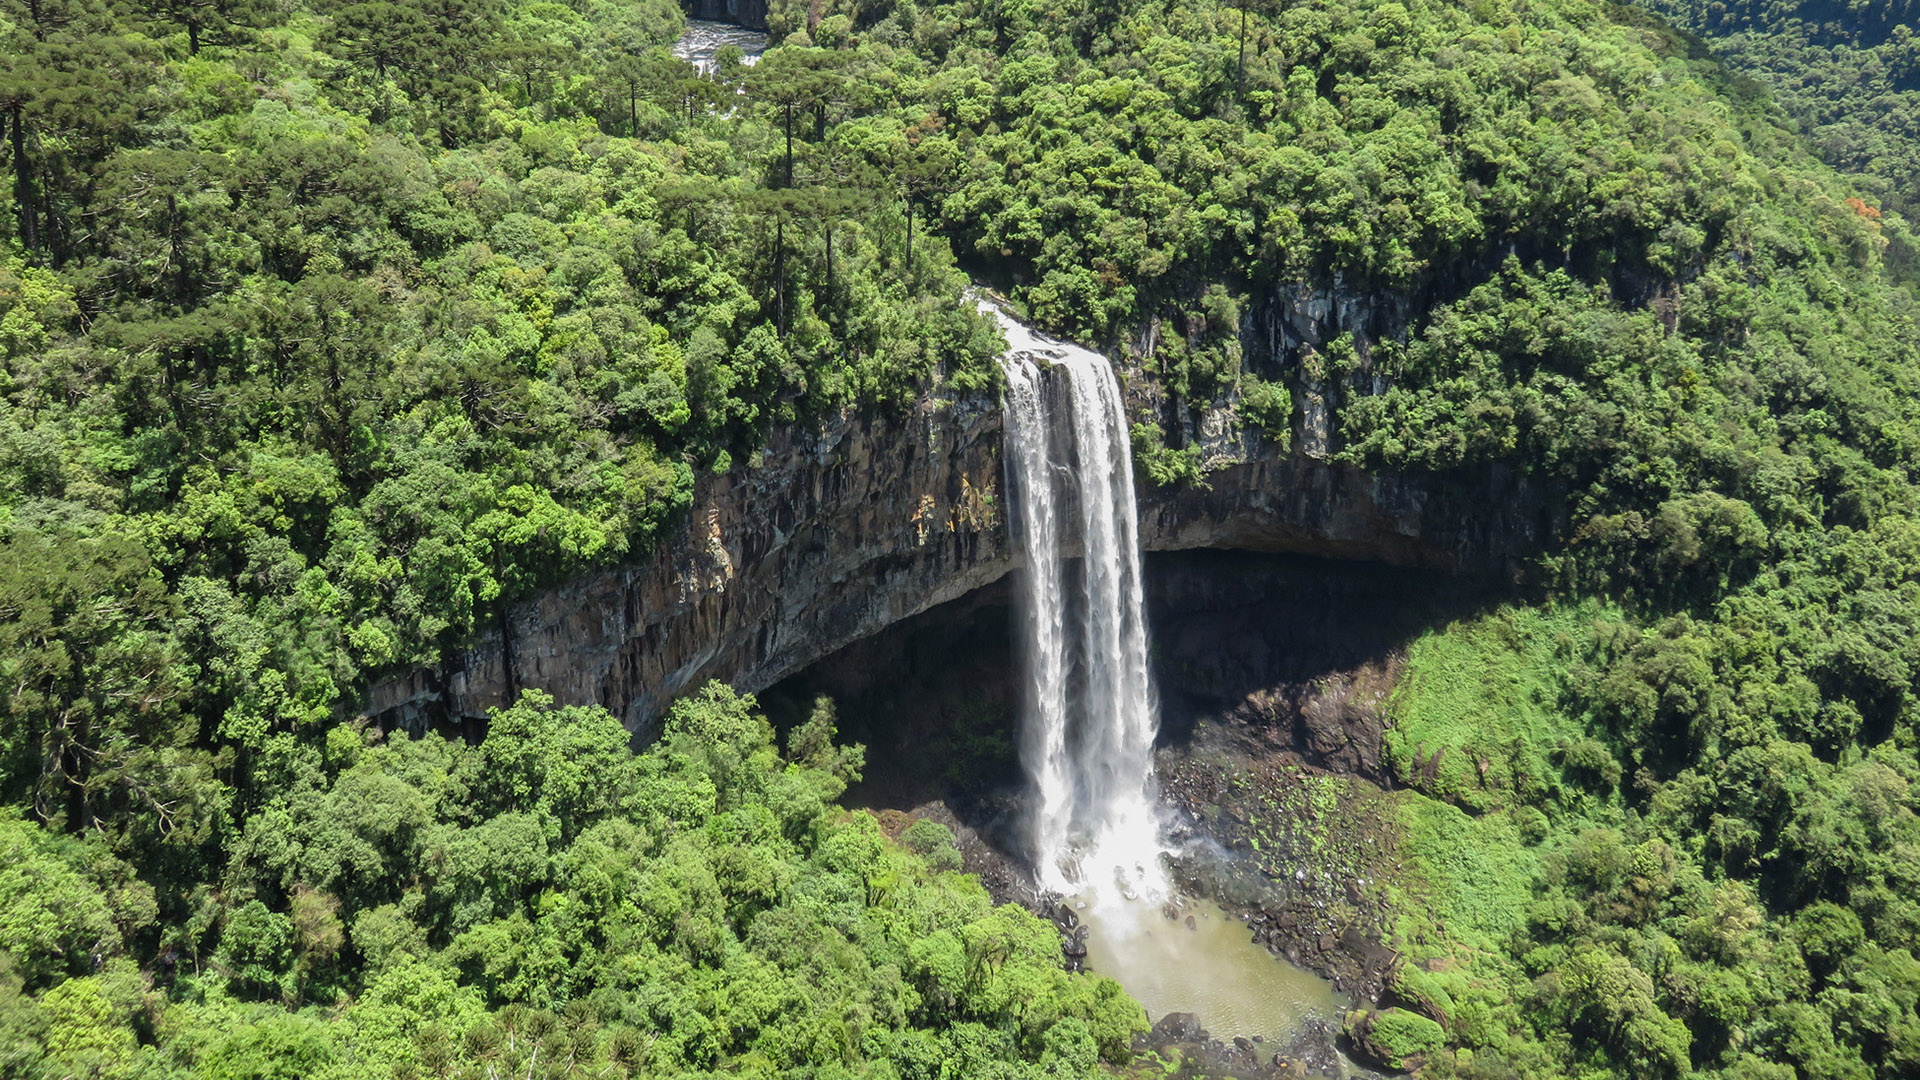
top-left (984, 296), bottom-right (1352, 1059)
top-left (671, 19), bottom-right (766, 75)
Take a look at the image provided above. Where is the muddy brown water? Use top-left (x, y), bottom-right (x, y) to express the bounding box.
top-left (1074, 887), bottom-right (1347, 1043)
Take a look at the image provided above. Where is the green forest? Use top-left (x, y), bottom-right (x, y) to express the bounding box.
top-left (3, 0), bottom-right (1920, 1076)
top-left (1630, 1), bottom-right (1920, 216)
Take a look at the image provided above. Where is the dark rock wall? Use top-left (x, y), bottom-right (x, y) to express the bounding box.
top-left (1140, 454), bottom-right (1537, 578)
top-left (758, 577), bottom-right (1021, 811)
top-left (763, 550), bottom-right (1494, 809)
top-left (686, 0), bottom-right (768, 30)
top-left (366, 397), bottom-right (1009, 737)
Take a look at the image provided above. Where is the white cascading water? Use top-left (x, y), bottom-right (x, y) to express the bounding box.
top-left (987, 300), bottom-right (1351, 1046)
top-left (984, 299), bottom-right (1166, 901)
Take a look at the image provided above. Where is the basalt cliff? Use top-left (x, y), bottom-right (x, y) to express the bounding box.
top-left (364, 292), bottom-right (1546, 737)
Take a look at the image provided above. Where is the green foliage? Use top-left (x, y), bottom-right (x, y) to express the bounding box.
top-left (901, 818), bottom-right (964, 871)
top-left (0, 812), bottom-right (154, 990)
top-left (0, 0), bottom-right (1005, 900)
top-left (1351, 1006), bottom-right (1447, 1068)
top-left (2, 1), bottom-right (1919, 1078)
top-left (197, 1011), bottom-right (342, 1080)
top-left (1237, 374), bottom-right (1293, 446)
top-left (1385, 605), bottom-right (1604, 813)
top-left (1287, 11), bottom-right (1920, 1063)
top-left (0, 684), bottom-right (1140, 1077)
top-left (1632, 1), bottom-right (1920, 217)
top-left (1393, 794), bottom-right (1539, 955)
top-left (1389, 606), bottom-right (1920, 1079)
top-left (1130, 422), bottom-right (1208, 489)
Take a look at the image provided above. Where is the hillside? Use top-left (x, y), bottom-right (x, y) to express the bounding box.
top-left (3, 0), bottom-right (1920, 1076)
top-left (1632, 0), bottom-right (1920, 216)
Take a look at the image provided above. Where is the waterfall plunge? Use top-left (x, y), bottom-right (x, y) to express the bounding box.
top-left (987, 301), bottom-right (1166, 900)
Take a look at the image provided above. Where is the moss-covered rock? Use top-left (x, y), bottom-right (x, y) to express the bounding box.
top-left (1388, 963), bottom-right (1456, 1029)
top-left (1345, 1007), bottom-right (1447, 1072)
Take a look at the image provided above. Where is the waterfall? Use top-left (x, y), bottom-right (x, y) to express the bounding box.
top-left (986, 300), bottom-right (1166, 899)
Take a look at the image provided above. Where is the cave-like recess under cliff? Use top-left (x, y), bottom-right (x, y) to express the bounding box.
top-left (758, 549), bottom-right (1497, 815)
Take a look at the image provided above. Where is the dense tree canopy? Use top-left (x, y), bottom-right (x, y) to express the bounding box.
top-left (1632, 0), bottom-right (1920, 216)
top-left (3, 0), bottom-right (1920, 1077)
top-left (0, 683), bottom-right (1145, 1077)
top-left (0, 0), bottom-right (1002, 842)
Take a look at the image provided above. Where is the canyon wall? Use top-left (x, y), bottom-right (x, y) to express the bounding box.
top-left (363, 384), bottom-right (1543, 738)
top-left (686, 0), bottom-right (769, 30)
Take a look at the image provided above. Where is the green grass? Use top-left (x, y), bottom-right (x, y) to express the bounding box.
top-left (1382, 794), bottom-right (1546, 1054)
top-left (1384, 603), bottom-right (1608, 812)
top-left (1394, 795), bottom-right (1538, 950)
top-left (1361, 1007), bottom-right (1448, 1066)
top-left (1376, 603), bottom-right (1623, 1055)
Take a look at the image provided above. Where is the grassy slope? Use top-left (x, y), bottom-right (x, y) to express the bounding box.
top-left (1378, 607), bottom-right (1616, 1063)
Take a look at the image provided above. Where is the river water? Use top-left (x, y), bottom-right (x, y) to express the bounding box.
top-left (1075, 890), bottom-right (1346, 1042)
top-left (671, 19), bottom-right (767, 74)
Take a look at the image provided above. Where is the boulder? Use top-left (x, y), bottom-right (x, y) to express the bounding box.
top-left (1149, 1012), bottom-right (1206, 1044)
top-left (1344, 1007), bottom-right (1446, 1072)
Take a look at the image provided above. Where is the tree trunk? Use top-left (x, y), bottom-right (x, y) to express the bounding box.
top-left (167, 192), bottom-right (188, 304)
top-left (784, 104), bottom-right (795, 189)
top-left (10, 103), bottom-right (36, 256)
top-left (1238, 3), bottom-right (1249, 97)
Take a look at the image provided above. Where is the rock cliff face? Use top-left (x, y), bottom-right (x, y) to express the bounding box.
top-left (364, 380), bottom-right (1542, 737)
top-left (366, 395), bottom-right (1007, 737)
top-left (687, 0), bottom-right (768, 30)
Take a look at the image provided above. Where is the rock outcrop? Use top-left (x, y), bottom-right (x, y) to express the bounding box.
top-left (365, 395), bottom-right (1009, 737)
top-left (364, 378), bottom-right (1540, 737)
top-left (687, 0), bottom-right (769, 31)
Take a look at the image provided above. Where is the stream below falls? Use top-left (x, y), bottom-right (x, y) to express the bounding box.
top-left (1077, 889), bottom-right (1348, 1051)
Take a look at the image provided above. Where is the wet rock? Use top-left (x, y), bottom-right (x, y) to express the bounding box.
top-left (1149, 1012), bottom-right (1205, 1045)
top-left (1283, 1016), bottom-right (1343, 1079)
top-left (1185, 914), bottom-right (1198, 930)
top-left (1061, 927), bottom-right (1088, 961)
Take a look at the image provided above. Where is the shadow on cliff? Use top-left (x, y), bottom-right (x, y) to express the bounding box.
top-left (759, 576), bottom-right (1026, 814)
top-left (760, 549), bottom-right (1505, 831)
